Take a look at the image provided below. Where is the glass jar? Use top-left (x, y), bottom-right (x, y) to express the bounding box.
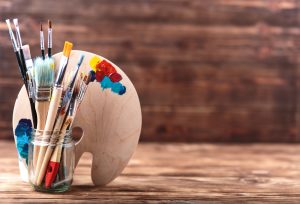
top-left (28, 129), bottom-right (75, 193)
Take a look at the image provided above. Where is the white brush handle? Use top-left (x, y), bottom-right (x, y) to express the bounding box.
top-left (33, 101), bottom-right (49, 170)
top-left (34, 87), bottom-right (63, 185)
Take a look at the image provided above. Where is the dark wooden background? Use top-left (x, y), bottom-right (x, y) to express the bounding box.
top-left (0, 0), bottom-right (299, 142)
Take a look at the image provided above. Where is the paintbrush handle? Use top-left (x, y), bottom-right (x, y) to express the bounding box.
top-left (15, 52), bottom-right (26, 82)
top-left (33, 101), bottom-right (50, 169)
top-left (35, 101), bottom-right (49, 130)
top-left (19, 49), bottom-right (26, 73)
top-left (48, 48), bottom-right (51, 58)
top-left (37, 144), bottom-right (55, 186)
top-left (34, 87), bottom-right (63, 185)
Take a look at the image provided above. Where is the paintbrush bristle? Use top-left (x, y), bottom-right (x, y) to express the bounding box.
top-left (48, 20), bottom-right (52, 29)
top-left (5, 19), bottom-right (13, 33)
top-left (22, 45), bottom-right (31, 60)
top-left (34, 57), bottom-right (55, 87)
top-left (13, 18), bottom-right (18, 26)
top-left (63, 41), bottom-right (73, 57)
top-left (40, 23), bottom-right (43, 31)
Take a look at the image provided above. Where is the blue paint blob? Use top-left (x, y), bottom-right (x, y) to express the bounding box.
top-left (111, 82), bottom-right (123, 93)
top-left (100, 76), bottom-right (126, 95)
top-left (100, 76), bottom-right (112, 89)
top-left (14, 119), bottom-right (32, 164)
top-left (89, 70), bottom-right (96, 82)
top-left (119, 86), bottom-right (126, 95)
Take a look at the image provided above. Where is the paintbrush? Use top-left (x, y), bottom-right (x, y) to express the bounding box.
top-left (32, 57), bottom-right (55, 170)
top-left (40, 23), bottom-right (45, 59)
top-left (22, 45), bottom-right (34, 99)
top-left (34, 41), bottom-right (73, 186)
top-left (6, 19), bottom-right (25, 83)
top-left (13, 19), bottom-right (26, 72)
top-left (6, 19), bottom-right (37, 128)
top-left (44, 55), bottom-right (85, 188)
top-left (48, 20), bottom-right (52, 58)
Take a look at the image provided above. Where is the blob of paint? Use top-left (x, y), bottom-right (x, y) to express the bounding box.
top-left (14, 119), bottom-right (32, 164)
top-left (100, 76), bottom-right (126, 95)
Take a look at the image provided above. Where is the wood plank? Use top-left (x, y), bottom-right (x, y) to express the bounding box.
top-left (1, 141), bottom-right (300, 202)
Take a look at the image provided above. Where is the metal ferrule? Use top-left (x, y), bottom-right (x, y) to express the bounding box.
top-left (8, 30), bottom-right (18, 52)
top-left (15, 28), bottom-right (22, 49)
top-left (48, 28), bottom-right (52, 48)
top-left (67, 100), bottom-right (75, 117)
top-left (35, 87), bottom-right (52, 101)
top-left (26, 72), bottom-right (34, 99)
top-left (40, 31), bottom-right (45, 50)
top-left (25, 59), bottom-right (33, 72)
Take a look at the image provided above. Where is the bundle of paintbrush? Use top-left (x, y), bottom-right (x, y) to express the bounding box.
top-left (6, 19), bottom-right (93, 189)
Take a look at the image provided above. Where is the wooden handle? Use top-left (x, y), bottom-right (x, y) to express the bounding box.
top-left (50, 117), bottom-right (73, 162)
top-left (33, 101), bottom-right (50, 170)
top-left (34, 87), bottom-right (63, 185)
top-left (36, 145), bottom-right (55, 185)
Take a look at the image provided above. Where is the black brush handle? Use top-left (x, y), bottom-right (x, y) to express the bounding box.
top-left (15, 52), bottom-right (26, 81)
top-left (19, 48), bottom-right (27, 72)
top-left (42, 49), bottom-right (45, 60)
top-left (29, 98), bottom-right (37, 129)
top-left (48, 48), bottom-right (51, 58)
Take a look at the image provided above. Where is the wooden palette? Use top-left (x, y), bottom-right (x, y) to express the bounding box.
top-left (12, 50), bottom-right (142, 186)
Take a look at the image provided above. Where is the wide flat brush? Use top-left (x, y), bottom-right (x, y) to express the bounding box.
top-left (35, 41), bottom-right (73, 186)
top-left (32, 57), bottom-right (55, 170)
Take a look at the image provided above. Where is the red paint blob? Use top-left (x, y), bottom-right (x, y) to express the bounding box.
top-left (96, 60), bottom-right (116, 76)
top-left (96, 70), bottom-right (105, 82)
top-left (109, 72), bottom-right (122, 82)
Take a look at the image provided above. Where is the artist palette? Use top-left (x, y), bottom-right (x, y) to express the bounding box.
top-left (13, 50), bottom-right (142, 185)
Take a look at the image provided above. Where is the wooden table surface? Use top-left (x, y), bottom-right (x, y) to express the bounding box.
top-left (1, 141), bottom-right (300, 203)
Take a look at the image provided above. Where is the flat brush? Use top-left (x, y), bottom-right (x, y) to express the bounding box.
top-left (48, 20), bottom-right (52, 57)
top-left (32, 57), bottom-right (55, 170)
top-left (40, 23), bottom-right (45, 59)
top-left (35, 41), bottom-right (73, 186)
top-left (44, 54), bottom-right (85, 188)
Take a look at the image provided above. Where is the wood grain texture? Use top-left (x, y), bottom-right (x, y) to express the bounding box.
top-left (2, 141), bottom-right (300, 203)
top-left (0, 0), bottom-right (300, 142)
